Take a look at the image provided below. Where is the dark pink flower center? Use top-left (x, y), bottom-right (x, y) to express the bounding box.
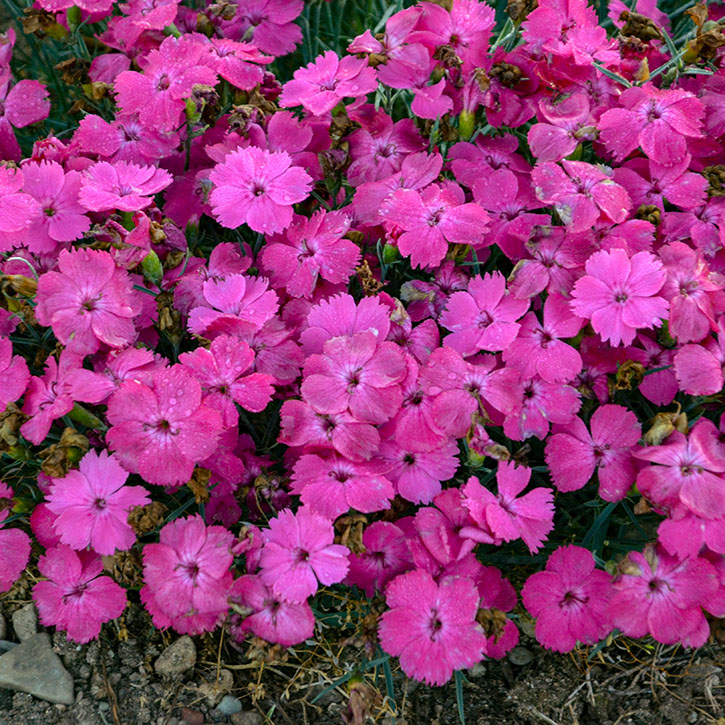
top-left (94, 498), bottom-right (107, 510)
top-left (62, 583), bottom-right (88, 603)
top-left (156, 74), bottom-right (171, 91)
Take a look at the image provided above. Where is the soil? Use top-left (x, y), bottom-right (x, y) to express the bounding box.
top-left (0, 597), bottom-right (723, 725)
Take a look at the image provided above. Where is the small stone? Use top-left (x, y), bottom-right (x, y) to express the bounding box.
top-left (198, 668), bottom-right (234, 705)
top-left (180, 707), bottom-right (204, 725)
top-left (0, 641), bottom-right (17, 654)
top-left (215, 695), bottom-right (242, 716)
top-left (466, 662), bottom-right (486, 678)
top-left (507, 646), bottom-right (534, 666)
top-left (155, 636), bottom-right (196, 677)
top-left (230, 713), bottom-right (262, 725)
top-left (0, 612), bottom-right (6, 639)
top-left (0, 632), bottom-right (74, 704)
top-left (12, 604), bottom-right (38, 642)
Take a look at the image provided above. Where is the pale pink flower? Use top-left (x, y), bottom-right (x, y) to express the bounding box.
top-left (378, 569), bottom-right (487, 685)
top-left (259, 507), bottom-right (350, 603)
top-left (33, 545), bottom-right (126, 643)
top-left (78, 161), bottom-right (172, 212)
top-left (570, 249), bottom-right (668, 346)
top-left (46, 450), bottom-right (150, 556)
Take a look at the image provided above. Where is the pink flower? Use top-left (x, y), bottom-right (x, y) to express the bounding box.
top-left (35, 248), bottom-right (141, 354)
top-left (201, 38), bottom-right (272, 90)
top-left (291, 453), bottom-right (394, 519)
top-left (532, 160), bottom-right (631, 233)
top-left (19, 161), bottom-right (89, 253)
top-left (187, 274), bottom-right (278, 340)
top-left (33, 545), bottom-right (127, 643)
top-left (378, 569), bottom-right (487, 685)
top-left (598, 85), bottom-right (704, 167)
top-left (634, 418), bottom-right (725, 520)
top-left (0, 482), bottom-right (30, 593)
top-left (346, 521), bottom-right (412, 597)
top-left (0, 76), bottom-right (50, 161)
top-left (0, 166), bottom-right (41, 243)
top-left (0, 336), bottom-right (29, 411)
top-left (229, 575), bottom-right (315, 647)
top-left (522, 545), bottom-right (612, 653)
top-left (546, 404), bottom-right (641, 501)
top-left (46, 450), bottom-right (150, 556)
top-left (381, 182), bottom-right (490, 269)
top-left (78, 161), bottom-right (172, 212)
top-left (475, 566), bottom-right (519, 659)
top-left (141, 515), bottom-right (233, 633)
top-left (301, 331), bottom-right (406, 424)
top-left (674, 318), bottom-right (725, 396)
top-left (570, 249), bottom-right (668, 346)
top-left (502, 294), bottom-right (583, 383)
top-left (280, 51), bottom-right (377, 116)
top-left (179, 335), bottom-right (275, 427)
top-left (462, 462), bottom-right (555, 553)
top-left (106, 366), bottom-right (223, 486)
top-left (228, 0), bottom-right (303, 57)
top-left (260, 210), bottom-right (360, 297)
top-left (607, 545), bottom-right (718, 647)
top-left (527, 92), bottom-right (595, 162)
top-left (259, 507), bottom-right (350, 603)
top-left (209, 146), bottom-right (313, 234)
top-left (440, 272), bottom-right (529, 355)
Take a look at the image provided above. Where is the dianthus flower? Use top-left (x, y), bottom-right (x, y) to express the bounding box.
top-left (141, 515), bottom-right (233, 634)
top-left (301, 331), bottom-right (407, 424)
top-left (607, 545), bottom-right (718, 647)
top-left (106, 366), bottom-right (223, 486)
top-left (546, 404), bottom-right (641, 501)
top-left (598, 85), bottom-right (704, 167)
top-left (475, 566), bottom-right (519, 659)
top-left (0, 166), bottom-right (41, 247)
top-left (0, 76), bottom-right (50, 161)
top-left (33, 545), bottom-right (127, 643)
top-left (201, 38), bottom-right (272, 90)
top-left (462, 462), bottom-right (555, 553)
top-left (46, 450), bottom-right (150, 556)
top-left (440, 272), bottom-right (529, 356)
top-left (226, 0), bottom-right (303, 57)
top-left (35, 248), bottom-right (141, 354)
top-left (0, 482), bottom-right (30, 593)
top-left (260, 210), bottom-right (360, 297)
top-left (229, 575), bottom-right (315, 647)
top-left (258, 507), bottom-right (350, 603)
top-left (522, 545), bottom-right (612, 653)
top-left (570, 249), bottom-right (668, 346)
top-left (78, 161), bottom-right (172, 212)
top-left (280, 50), bottom-right (377, 116)
top-left (209, 146), bottom-right (313, 234)
top-left (378, 569), bottom-right (487, 685)
top-left (0, 336), bottom-right (29, 411)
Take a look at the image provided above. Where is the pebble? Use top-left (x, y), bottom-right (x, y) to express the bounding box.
top-left (230, 713), bottom-right (262, 725)
top-left (155, 636), bottom-right (196, 677)
top-left (0, 612), bottom-right (6, 639)
top-left (0, 632), bottom-right (74, 704)
top-left (12, 604), bottom-right (38, 642)
top-left (467, 662), bottom-right (487, 678)
top-left (180, 707), bottom-right (204, 725)
top-left (215, 695), bottom-right (242, 716)
top-left (507, 646), bottom-right (534, 666)
top-left (0, 641), bottom-right (17, 654)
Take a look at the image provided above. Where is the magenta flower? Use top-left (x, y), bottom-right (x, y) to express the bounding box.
top-left (229, 575), bottom-right (315, 647)
top-left (527, 92), bottom-right (595, 162)
top-left (570, 249), bottom-right (668, 346)
top-left (0, 166), bottom-right (41, 245)
top-left (522, 545), bottom-right (612, 653)
top-left (475, 566), bottom-right (519, 660)
top-left (301, 331), bottom-right (406, 425)
top-left (187, 274), bottom-right (278, 340)
top-left (634, 418), bottom-right (725, 520)
top-left (280, 51), bottom-right (377, 116)
top-left (259, 507), bottom-right (350, 603)
top-left (141, 515), bottom-right (233, 633)
top-left (0, 76), bottom-right (50, 161)
top-left (202, 38), bottom-right (272, 91)
top-left (78, 161), bottom-right (172, 212)
top-left (598, 85), bottom-right (704, 167)
top-left (0, 336), bottom-right (29, 411)
top-left (346, 522), bottom-right (412, 597)
top-left (19, 161), bottom-right (89, 253)
top-left (46, 450), bottom-right (150, 556)
top-left (179, 335), bottom-right (275, 427)
top-left (260, 210), bottom-right (360, 297)
top-left (532, 160), bottom-right (631, 233)
top-left (379, 569), bottom-right (487, 685)
top-left (462, 462), bottom-right (555, 553)
top-left (381, 182), bottom-right (490, 269)
top-left (228, 0), bottom-right (303, 57)
top-left (607, 545), bottom-right (718, 647)
top-left (209, 146), bottom-right (313, 234)
top-left (440, 272), bottom-right (529, 356)
top-left (106, 366), bottom-right (223, 486)
top-left (33, 545), bottom-right (127, 643)
top-left (546, 404), bottom-right (641, 501)
top-left (0, 482), bottom-right (30, 593)
top-left (35, 248), bottom-right (141, 354)
top-left (291, 453), bottom-right (394, 519)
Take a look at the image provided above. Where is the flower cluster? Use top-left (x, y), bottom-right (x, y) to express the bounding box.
top-left (0, 0), bottom-right (723, 692)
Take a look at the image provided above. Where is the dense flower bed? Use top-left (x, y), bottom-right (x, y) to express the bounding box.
top-left (1, 0), bottom-right (725, 692)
